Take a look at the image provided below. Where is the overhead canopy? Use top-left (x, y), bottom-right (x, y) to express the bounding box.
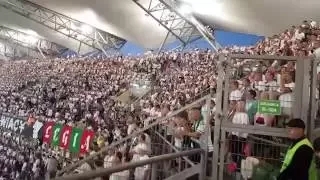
top-left (1, 0), bottom-right (320, 51)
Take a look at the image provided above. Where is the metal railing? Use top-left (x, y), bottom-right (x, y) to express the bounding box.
top-left (55, 149), bottom-right (205, 180)
top-left (58, 95), bottom-right (211, 175)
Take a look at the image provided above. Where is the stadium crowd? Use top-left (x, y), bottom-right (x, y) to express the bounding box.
top-left (0, 20), bottom-right (319, 179)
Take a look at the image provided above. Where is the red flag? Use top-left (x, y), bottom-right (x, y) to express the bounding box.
top-left (80, 129), bottom-right (95, 154)
top-left (59, 125), bottom-right (72, 149)
top-left (42, 121), bottom-right (55, 144)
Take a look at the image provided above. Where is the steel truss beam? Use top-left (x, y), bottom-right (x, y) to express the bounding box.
top-left (0, 0), bottom-right (127, 54)
top-left (159, 0), bottom-right (222, 51)
top-left (0, 26), bottom-right (64, 56)
top-left (0, 37), bottom-right (43, 59)
top-left (132, 0), bottom-right (202, 52)
top-left (133, 0), bottom-right (221, 52)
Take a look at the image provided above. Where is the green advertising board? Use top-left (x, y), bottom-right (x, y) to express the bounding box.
top-left (258, 100), bottom-right (281, 115)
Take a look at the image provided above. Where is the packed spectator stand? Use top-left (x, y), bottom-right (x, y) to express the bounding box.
top-left (0, 20), bottom-right (320, 179)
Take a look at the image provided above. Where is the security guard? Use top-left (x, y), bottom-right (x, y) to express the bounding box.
top-left (278, 118), bottom-right (317, 180)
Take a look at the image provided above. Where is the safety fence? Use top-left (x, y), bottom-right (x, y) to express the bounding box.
top-left (58, 95), bottom-right (212, 176)
top-left (54, 149), bottom-right (206, 180)
top-left (212, 54), bottom-right (316, 180)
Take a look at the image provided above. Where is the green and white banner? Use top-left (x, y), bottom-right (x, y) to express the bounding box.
top-left (69, 128), bottom-right (83, 153)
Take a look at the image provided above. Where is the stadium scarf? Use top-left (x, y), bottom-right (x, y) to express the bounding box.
top-left (59, 125), bottom-right (72, 149)
top-left (51, 124), bottom-right (63, 147)
top-left (80, 130), bottom-right (95, 154)
top-left (42, 121), bottom-right (55, 144)
top-left (69, 128), bottom-right (83, 153)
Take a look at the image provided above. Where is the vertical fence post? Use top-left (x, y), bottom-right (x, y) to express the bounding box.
top-left (201, 94), bottom-right (211, 176)
top-left (211, 55), bottom-right (226, 180)
top-left (199, 151), bottom-right (206, 180)
top-left (151, 163), bottom-right (157, 180)
top-left (310, 57), bottom-right (319, 140)
top-left (218, 130), bottom-right (226, 180)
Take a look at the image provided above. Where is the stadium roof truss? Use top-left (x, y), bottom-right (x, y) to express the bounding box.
top-left (0, 36), bottom-right (43, 59)
top-left (132, 0), bottom-right (221, 52)
top-left (0, 25), bottom-right (65, 57)
top-left (0, 0), bottom-right (127, 55)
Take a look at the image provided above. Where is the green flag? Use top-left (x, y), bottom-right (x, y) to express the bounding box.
top-left (69, 128), bottom-right (83, 153)
top-left (51, 124), bottom-right (63, 147)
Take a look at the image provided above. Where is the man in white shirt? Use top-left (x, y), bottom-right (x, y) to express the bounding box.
top-left (132, 134), bottom-right (151, 160)
top-left (258, 72), bottom-right (278, 92)
top-left (188, 107), bottom-right (214, 153)
top-left (229, 81), bottom-right (243, 101)
top-left (132, 148), bottom-right (151, 180)
top-left (279, 87), bottom-right (293, 118)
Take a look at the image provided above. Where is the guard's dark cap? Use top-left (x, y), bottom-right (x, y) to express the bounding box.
top-left (286, 118), bottom-right (305, 129)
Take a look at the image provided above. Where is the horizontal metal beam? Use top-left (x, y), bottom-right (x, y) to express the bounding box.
top-left (164, 164), bottom-right (202, 180)
top-left (0, 0), bottom-right (126, 53)
top-left (0, 25), bottom-right (64, 56)
top-left (221, 122), bottom-right (289, 138)
top-left (55, 149), bottom-right (204, 180)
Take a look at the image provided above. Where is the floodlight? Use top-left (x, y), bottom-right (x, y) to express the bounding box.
top-left (81, 24), bottom-right (93, 34)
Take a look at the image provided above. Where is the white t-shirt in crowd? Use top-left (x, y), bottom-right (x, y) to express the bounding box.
top-left (104, 155), bottom-right (113, 168)
top-left (229, 90), bottom-right (242, 101)
top-left (279, 93), bottom-right (293, 108)
top-left (257, 81), bottom-right (278, 92)
top-left (109, 170), bottom-right (130, 180)
top-left (284, 82), bottom-right (295, 90)
top-left (75, 162), bottom-right (92, 173)
top-left (133, 155), bottom-right (151, 180)
top-left (127, 123), bottom-right (137, 135)
top-left (232, 112), bottom-right (249, 138)
top-left (133, 142), bottom-right (150, 160)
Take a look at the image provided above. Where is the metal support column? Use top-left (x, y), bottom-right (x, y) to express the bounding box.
top-left (202, 94), bottom-right (211, 176)
top-left (294, 58), bottom-right (312, 123)
top-left (211, 55), bottom-right (226, 180)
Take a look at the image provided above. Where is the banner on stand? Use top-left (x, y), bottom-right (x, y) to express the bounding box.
top-left (42, 122), bottom-right (95, 153)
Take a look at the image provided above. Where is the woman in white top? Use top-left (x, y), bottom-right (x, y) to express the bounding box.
top-left (230, 101), bottom-right (249, 169)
